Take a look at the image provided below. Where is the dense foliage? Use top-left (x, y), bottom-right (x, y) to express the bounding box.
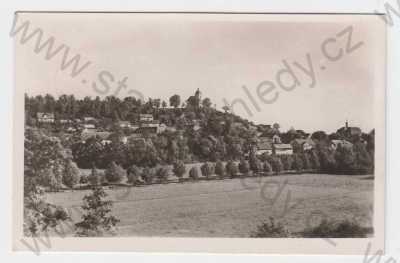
top-left (75, 187), bottom-right (119, 236)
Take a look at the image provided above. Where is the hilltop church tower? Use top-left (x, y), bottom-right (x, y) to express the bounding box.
top-left (195, 88), bottom-right (202, 101)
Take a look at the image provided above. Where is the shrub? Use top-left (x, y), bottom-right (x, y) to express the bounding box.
top-left (298, 219), bottom-right (371, 238)
top-left (292, 154), bottom-right (304, 171)
top-left (201, 162), bottom-right (214, 179)
top-left (173, 160), bottom-right (186, 179)
top-left (310, 150), bottom-right (321, 170)
top-left (141, 167), bottom-right (155, 184)
top-left (75, 187), bottom-right (120, 236)
top-left (302, 153), bottom-right (312, 170)
top-left (259, 152), bottom-right (269, 162)
top-left (238, 159), bottom-right (250, 176)
top-left (126, 165), bottom-right (141, 185)
top-left (105, 161), bottom-right (126, 183)
top-left (249, 154), bottom-right (263, 174)
top-left (156, 166), bottom-right (169, 183)
top-left (226, 160), bottom-right (239, 178)
top-left (80, 174), bottom-right (88, 184)
top-left (263, 161), bottom-right (272, 174)
top-left (215, 161), bottom-right (225, 179)
top-left (62, 160), bottom-right (81, 188)
top-left (281, 155), bottom-right (294, 171)
top-left (251, 217), bottom-right (290, 238)
top-left (269, 156), bottom-right (283, 174)
top-left (188, 166), bottom-right (199, 180)
top-left (88, 166), bottom-right (104, 186)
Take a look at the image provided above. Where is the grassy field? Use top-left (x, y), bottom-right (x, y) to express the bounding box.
top-left (45, 173), bottom-right (374, 237)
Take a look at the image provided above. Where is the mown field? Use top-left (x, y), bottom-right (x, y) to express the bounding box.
top-left (45, 173), bottom-right (374, 237)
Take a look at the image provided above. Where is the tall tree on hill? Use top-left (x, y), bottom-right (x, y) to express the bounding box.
top-left (169, 94), bottom-right (181, 108)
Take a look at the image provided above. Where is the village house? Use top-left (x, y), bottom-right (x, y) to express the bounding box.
top-left (135, 126), bottom-right (158, 136)
top-left (118, 121), bottom-right (139, 131)
top-left (58, 119), bottom-right (73, 124)
top-left (124, 133), bottom-right (146, 144)
top-left (37, 112), bottom-right (55, 123)
top-left (81, 130), bottom-right (112, 145)
top-left (141, 120), bottom-right (160, 128)
top-left (139, 114), bottom-right (154, 122)
top-left (256, 135), bottom-right (294, 156)
top-left (273, 143), bottom-right (293, 155)
top-left (291, 138), bottom-right (315, 153)
top-left (66, 126), bottom-right (77, 133)
top-left (118, 121), bottom-right (131, 128)
top-left (83, 117), bottom-right (96, 122)
top-left (82, 123), bottom-right (96, 130)
top-left (256, 137), bottom-right (273, 155)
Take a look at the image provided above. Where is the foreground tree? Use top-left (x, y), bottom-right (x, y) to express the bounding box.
top-left (75, 187), bottom-right (119, 236)
top-left (24, 127), bottom-right (70, 235)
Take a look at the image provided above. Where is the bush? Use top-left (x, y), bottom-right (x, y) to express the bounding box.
top-left (104, 161), bottom-right (126, 183)
top-left (238, 159), bottom-right (250, 176)
top-left (156, 166), bottom-right (169, 183)
top-left (249, 154), bottom-right (263, 174)
top-left (298, 219), bottom-right (371, 238)
top-left (302, 153), bottom-right (312, 170)
top-left (141, 167), bottom-right (155, 184)
top-left (127, 165), bottom-right (141, 185)
top-left (269, 156), bottom-right (283, 174)
top-left (281, 155), bottom-right (293, 171)
top-left (226, 161), bottom-right (239, 178)
top-left (88, 166), bottom-right (104, 186)
top-left (188, 166), bottom-right (199, 180)
top-left (292, 154), bottom-right (304, 171)
top-left (310, 150), bottom-right (321, 170)
top-left (215, 161), bottom-right (225, 179)
top-left (263, 161), bottom-right (272, 174)
top-left (201, 162), bottom-right (214, 179)
top-left (251, 217), bottom-right (290, 238)
top-left (173, 160), bottom-right (186, 179)
top-left (80, 174), bottom-right (88, 184)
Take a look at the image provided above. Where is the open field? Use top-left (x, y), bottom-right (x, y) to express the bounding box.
top-left (45, 173), bottom-right (374, 237)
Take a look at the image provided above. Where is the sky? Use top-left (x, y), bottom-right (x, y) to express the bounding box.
top-left (16, 13), bottom-right (385, 133)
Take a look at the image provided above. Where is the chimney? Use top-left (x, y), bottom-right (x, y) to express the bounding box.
top-left (345, 120), bottom-right (348, 129)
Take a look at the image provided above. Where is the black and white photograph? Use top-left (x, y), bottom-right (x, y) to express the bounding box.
top-left (12, 12), bottom-right (386, 254)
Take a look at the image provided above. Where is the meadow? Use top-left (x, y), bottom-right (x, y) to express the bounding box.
top-left (46, 173), bottom-right (374, 237)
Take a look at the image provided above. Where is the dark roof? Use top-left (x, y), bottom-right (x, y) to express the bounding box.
top-left (257, 141), bottom-right (272, 150)
top-left (81, 131), bottom-right (111, 141)
top-left (135, 126), bottom-right (157, 134)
